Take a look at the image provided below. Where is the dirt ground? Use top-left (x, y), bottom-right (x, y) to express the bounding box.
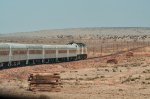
top-left (0, 47), bottom-right (150, 99)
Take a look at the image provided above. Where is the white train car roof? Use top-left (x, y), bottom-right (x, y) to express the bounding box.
top-left (26, 44), bottom-right (43, 49)
top-left (0, 43), bottom-right (27, 49)
top-left (0, 43), bottom-right (77, 49)
top-left (0, 43), bottom-right (10, 48)
top-left (43, 45), bottom-right (57, 49)
top-left (43, 44), bottom-right (76, 49)
top-left (5, 43), bottom-right (27, 49)
top-left (55, 45), bottom-right (76, 49)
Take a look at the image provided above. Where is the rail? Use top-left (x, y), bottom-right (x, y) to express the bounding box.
top-left (86, 46), bottom-right (147, 60)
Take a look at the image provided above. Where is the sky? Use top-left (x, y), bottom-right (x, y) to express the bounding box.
top-left (0, 0), bottom-right (150, 34)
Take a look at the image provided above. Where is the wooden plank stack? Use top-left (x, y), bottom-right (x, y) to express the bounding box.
top-left (28, 73), bottom-right (62, 92)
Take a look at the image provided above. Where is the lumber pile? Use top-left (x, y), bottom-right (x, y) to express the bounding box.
top-left (28, 73), bottom-right (62, 92)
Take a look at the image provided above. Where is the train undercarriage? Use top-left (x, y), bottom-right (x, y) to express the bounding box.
top-left (0, 54), bottom-right (87, 69)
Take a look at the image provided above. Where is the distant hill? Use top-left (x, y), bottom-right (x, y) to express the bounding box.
top-left (1, 27), bottom-right (150, 38)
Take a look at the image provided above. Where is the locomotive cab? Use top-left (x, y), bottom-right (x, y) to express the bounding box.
top-left (68, 42), bottom-right (87, 60)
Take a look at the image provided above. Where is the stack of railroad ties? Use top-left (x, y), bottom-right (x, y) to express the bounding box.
top-left (28, 73), bottom-right (62, 92)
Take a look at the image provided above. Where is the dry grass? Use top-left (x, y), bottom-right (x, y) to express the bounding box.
top-left (0, 28), bottom-right (150, 99)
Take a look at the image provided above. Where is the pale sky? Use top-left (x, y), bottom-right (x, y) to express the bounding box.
top-left (0, 0), bottom-right (150, 33)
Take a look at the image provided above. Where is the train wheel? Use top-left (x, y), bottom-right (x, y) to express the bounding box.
top-left (0, 63), bottom-right (3, 69)
top-left (8, 63), bottom-right (11, 67)
top-left (42, 59), bottom-right (45, 64)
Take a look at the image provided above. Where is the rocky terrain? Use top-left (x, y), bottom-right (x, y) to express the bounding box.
top-left (0, 46), bottom-right (150, 99)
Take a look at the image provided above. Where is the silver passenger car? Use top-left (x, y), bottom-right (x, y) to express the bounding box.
top-left (0, 43), bottom-right (10, 63)
top-left (26, 44), bottom-right (43, 60)
top-left (57, 45), bottom-right (77, 57)
top-left (10, 43), bottom-right (27, 62)
top-left (43, 45), bottom-right (56, 59)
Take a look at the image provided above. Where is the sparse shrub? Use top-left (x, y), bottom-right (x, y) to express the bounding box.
top-left (98, 92), bottom-right (100, 94)
top-left (130, 78), bottom-right (136, 81)
top-left (143, 69), bottom-right (150, 73)
top-left (122, 76), bottom-right (131, 83)
top-left (105, 69), bottom-right (109, 72)
top-left (142, 81), bottom-right (146, 84)
top-left (100, 76), bottom-right (105, 78)
top-left (86, 76), bottom-right (99, 81)
top-left (97, 68), bottom-right (100, 71)
top-left (145, 77), bottom-right (150, 80)
top-left (70, 70), bottom-right (78, 73)
top-left (131, 63), bottom-right (140, 67)
top-left (122, 75), bottom-right (140, 83)
top-left (63, 78), bottom-right (74, 80)
top-left (131, 76), bottom-right (140, 81)
top-left (119, 89), bottom-right (123, 91)
top-left (112, 69), bottom-right (117, 72)
top-left (142, 81), bottom-right (150, 84)
top-left (79, 78), bottom-right (84, 80)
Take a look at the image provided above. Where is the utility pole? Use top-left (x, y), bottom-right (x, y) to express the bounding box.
top-left (101, 43), bottom-right (103, 56)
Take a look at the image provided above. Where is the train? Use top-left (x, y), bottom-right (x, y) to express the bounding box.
top-left (0, 42), bottom-right (87, 68)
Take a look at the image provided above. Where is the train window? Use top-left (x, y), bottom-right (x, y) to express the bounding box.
top-left (45, 50), bottom-right (56, 54)
top-left (13, 50), bottom-right (27, 55)
top-left (0, 51), bottom-right (9, 55)
top-left (29, 50), bottom-right (42, 54)
top-left (69, 50), bottom-right (76, 53)
top-left (58, 50), bottom-right (67, 53)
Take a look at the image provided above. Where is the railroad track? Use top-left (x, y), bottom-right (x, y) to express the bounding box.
top-left (86, 46), bottom-right (147, 60)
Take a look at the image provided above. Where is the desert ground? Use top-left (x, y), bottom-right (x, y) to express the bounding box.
top-left (0, 27), bottom-right (150, 99)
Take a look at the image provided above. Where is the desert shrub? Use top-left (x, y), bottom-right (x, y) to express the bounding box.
top-left (105, 69), bottom-right (109, 72)
top-left (100, 76), bottom-right (105, 78)
top-left (112, 68), bottom-right (117, 72)
top-left (131, 63), bottom-right (140, 67)
top-left (78, 78), bottom-right (84, 80)
top-left (86, 76), bottom-right (99, 81)
top-left (142, 81), bottom-right (150, 84)
top-left (130, 77), bottom-right (140, 81)
top-left (63, 78), bottom-right (74, 80)
top-left (143, 69), bottom-right (150, 73)
top-left (145, 77), bottom-right (150, 80)
top-left (122, 76), bottom-right (132, 83)
top-left (118, 89), bottom-right (123, 91)
top-left (122, 75), bottom-right (140, 83)
top-left (97, 68), bottom-right (100, 71)
top-left (142, 81), bottom-right (146, 84)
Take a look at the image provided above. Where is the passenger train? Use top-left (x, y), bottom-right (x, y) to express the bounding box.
top-left (0, 42), bottom-right (87, 68)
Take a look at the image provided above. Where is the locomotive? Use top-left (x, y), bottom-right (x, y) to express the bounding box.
top-left (0, 42), bottom-right (87, 68)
